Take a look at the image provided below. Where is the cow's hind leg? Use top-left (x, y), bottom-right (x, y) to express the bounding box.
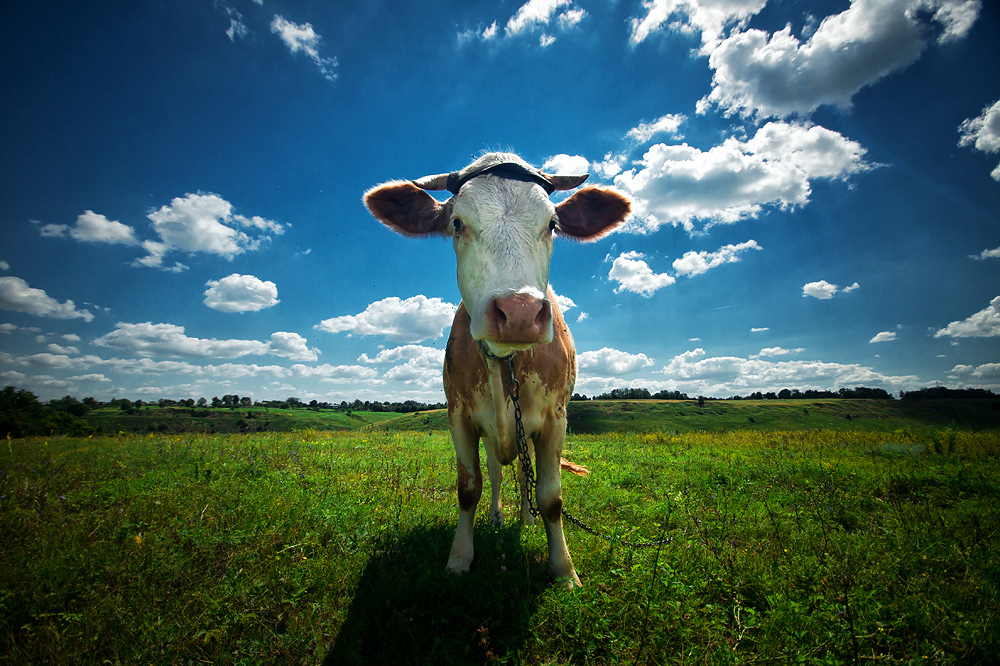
top-left (446, 418), bottom-right (482, 574)
top-left (534, 431), bottom-right (581, 588)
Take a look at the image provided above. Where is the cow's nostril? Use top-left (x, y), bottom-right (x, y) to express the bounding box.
top-left (489, 299), bottom-right (508, 327)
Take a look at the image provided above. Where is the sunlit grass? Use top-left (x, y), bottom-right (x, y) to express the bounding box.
top-left (2, 428), bottom-right (998, 664)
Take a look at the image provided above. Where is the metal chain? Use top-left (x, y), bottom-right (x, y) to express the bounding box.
top-left (508, 355), bottom-right (540, 519)
top-left (505, 355), bottom-right (673, 549)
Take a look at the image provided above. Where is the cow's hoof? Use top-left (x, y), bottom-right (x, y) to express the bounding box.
top-left (552, 572), bottom-right (582, 590)
top-left (446, 555), bottom-right (473, 575)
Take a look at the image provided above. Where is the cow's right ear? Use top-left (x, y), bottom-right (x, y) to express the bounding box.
top-left (363, 180), bottom-right (451, 237)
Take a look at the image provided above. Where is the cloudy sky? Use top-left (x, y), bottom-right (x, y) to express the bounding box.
top-left (2, 0), bottom-right (999, 403)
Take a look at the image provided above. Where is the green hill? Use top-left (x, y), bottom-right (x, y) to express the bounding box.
top-left (566, 398), bottom-right (1000, 434)
top-left (78, 398), bottom-right (1000, 436)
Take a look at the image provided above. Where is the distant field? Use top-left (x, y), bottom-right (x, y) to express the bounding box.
top-left (85, 399), bottom-right (1000, 436)
top-left (83, 405), bottom-right (403, 435)
top-left (564, 398), bottom-right (1000, 435)
top-left (2, 426), bottom-right (998, 664)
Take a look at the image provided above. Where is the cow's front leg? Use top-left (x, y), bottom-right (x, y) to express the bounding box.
top-left (446, 418), bottom-right (482, 574)
top-left (535, 430), bottom-right (581, 588)
top-left (484, 443), bottom-right (504, 526)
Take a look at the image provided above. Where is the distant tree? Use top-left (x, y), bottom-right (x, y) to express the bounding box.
top-left (197, 397), bottom-right (208, 408)
top-left (240, 396), bottom-right (252, 407)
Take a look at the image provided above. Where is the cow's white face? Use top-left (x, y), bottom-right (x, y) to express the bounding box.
top-left (450, 176), bottom-right (557, 355)
top-left (363, 153), bottom-right (632, 357)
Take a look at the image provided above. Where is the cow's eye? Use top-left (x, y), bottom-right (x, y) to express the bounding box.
top-left (548, 218), bottom-right (558, 233)
top-left (451, 218), bottom-right (464, 234)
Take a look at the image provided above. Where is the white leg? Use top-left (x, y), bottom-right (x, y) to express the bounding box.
top-left (446, 419), bottom-right (481, 574)
top-left (485, 443), bottom-right (504, 526)
top-left (535, 429), bottom-right (581, 588)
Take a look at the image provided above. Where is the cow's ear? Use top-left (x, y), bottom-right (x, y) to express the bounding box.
top-left (364, 180), bottom-right (451, 237)
top-left (555, 187), bottom-right (631, 241)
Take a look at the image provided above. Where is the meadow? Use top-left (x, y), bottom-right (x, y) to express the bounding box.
top-left (2, 424), bottom-right (998, 664)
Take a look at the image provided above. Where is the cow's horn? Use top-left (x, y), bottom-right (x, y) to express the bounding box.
top-left (545, 174), bottom-right (589, 191)
top-left (412, 173), bottom-right (451, 191)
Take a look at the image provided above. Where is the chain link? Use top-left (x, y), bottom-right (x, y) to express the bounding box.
top-left (505, 355), bottom-right (673, 549)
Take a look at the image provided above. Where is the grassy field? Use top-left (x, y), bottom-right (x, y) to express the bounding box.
top-left (2, 427), bottom-right (999, 665)
top-left (81, 398), bottom-right (1000, 437)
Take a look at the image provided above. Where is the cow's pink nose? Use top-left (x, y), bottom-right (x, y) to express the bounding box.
top-left (487, 293), bottom-right (552, 344)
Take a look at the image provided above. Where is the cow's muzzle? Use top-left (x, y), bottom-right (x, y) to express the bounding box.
top-left (485, 293), bottom-right (553, 345)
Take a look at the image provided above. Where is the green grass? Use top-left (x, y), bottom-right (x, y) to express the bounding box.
top-left (2, 428), bottom-right (998, 664)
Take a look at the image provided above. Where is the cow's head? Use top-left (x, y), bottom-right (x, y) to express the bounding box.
top-left (364, 152), bottom-right (631, 357)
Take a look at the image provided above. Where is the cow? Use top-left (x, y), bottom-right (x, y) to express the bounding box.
top-left (364, 152), bottom-right (631, 587)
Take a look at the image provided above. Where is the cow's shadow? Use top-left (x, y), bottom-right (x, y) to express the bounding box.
top-left (324, 520), bottom-right (552, 666)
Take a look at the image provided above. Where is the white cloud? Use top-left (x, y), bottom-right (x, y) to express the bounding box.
top-left (506, 0), bottom-right (571, 36)
top-left (629, 0), bottom-right (767, 51)
top-left (756, 346), bottom-right (804, 357)
top-left (46, 343), bottom-right (79, 355)
top-left (359, 345), bottom-right (444, 365)
top-left (137, 193), bottom-right (284, 270)
top-left (266, 332), bottom-right (319, 362)
top-left (658, 347), bottom-right (921, 396)
top-left (203, 274), bottom-right (280, 313)
top-left (0, 260), bottom-right (9, 271)
top-left (701, 0), bottom-right (982, 118)
top-left (615, 122), bottom-right (871, 232)
top-left (593, 153), bottom-right (627, 179)
top-left (43, 211), bottom-right (139, 245)
top-left (869, 331), bottom-right (897, 343)
top-left (576, 312), bottom-right (589, 322)
top-left (93, 321), bottom-right (318, 361)
top-left (316, 295), bottom-right (458, 343)
top-left (464, 0), bottom-right (584, 45)
top-left (0, 323), bottom-right (16, 334)
top-left (553, 291), bottom-right (576, 313)
top-left (558, 8), bottom-right (586, 29)
top-left (934, 296), bottom-right (1000, 338)
top-left (803, 280), bottom-right (840, 299)
top-left (578, 347), bottom-right (654, 375)
top-left (0, 276), bottom-right (95, 322)
top-left (672, 240), bottom-right (761, 277)
top-left (542, 154), bottom-right (589, 175)
top-left (608, 251), bottom-right (675, 296)
top-left (626, 114), bottom-right (686, 143)
top-left (971, 247), bottom-right (1000, 260)
top-left (949, 362), bottom-right (1000, 381)
top-left (290, 363), bottom-right (378, 381)
top-left (750, 327), bottom-right (769, 333)
top-left (270, 15), bottom-right (338, 82)
top-left (959, 99), bottom-right (1000, 181)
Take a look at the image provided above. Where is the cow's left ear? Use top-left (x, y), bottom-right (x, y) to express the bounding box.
top-left (364, 180), bottom-right (451, 238)
top-left (555, 187), bottom-right (632, 241)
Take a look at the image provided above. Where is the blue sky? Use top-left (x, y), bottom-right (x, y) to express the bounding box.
top-left (2, 0), bottom-right (999, 403)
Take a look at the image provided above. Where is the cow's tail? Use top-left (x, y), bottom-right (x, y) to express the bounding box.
top-left (560, 457), bottom-right (590, 476)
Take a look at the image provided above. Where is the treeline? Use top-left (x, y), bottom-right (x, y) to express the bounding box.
top-left (573, 388), bottom-right (691, 401)
top-left (0, 387), bottom-right (96, 438)
top-left (572, 386), bottom-right (998, 401)
top-left (107, 395), bottom-right (445, 413)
